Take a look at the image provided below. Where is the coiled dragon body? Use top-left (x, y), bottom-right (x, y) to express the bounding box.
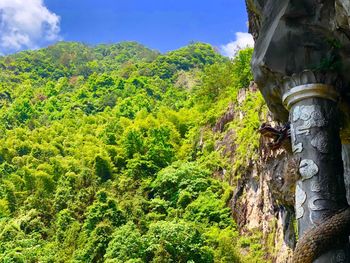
top-left (259, 123), bottom-right (350, 262)
top-left (292, 207), bottom-right (350, 263)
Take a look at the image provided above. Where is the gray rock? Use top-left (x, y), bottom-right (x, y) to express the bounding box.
top-left (247, 0), bottom-right (350, 130)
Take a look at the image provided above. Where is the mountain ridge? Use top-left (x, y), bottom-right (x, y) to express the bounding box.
top-left (0, 42), bottom-right (277, 262)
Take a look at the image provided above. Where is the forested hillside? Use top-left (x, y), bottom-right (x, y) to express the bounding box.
top-left (0, 42), bottom-right (267, 262)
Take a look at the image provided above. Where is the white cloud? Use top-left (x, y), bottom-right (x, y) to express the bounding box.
top-left (0, 0), bottom-right (61, 54)
top-left (221, 32), bottom-right (254, 58)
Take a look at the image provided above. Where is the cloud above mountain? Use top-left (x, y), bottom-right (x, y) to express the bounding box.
top-left (0, 0), bottom-right (61, 54)
top-left (221, 32), bottom-right (254, 58)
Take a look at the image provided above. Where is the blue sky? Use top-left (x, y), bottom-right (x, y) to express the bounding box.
top-left (0, 0), bottom-right (253, 56)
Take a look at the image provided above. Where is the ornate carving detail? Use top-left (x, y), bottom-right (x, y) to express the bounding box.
top-left (290, 123), bottom-right (303, 153)
top-left (336, 250), bottom-right (346, 263)
top-left (311, 131), bottom-right (329, 153)
top-left (309, 210), bottom-right (330, 226)
top-left (311, 181), bottom-right (321, 192)
top-left (299, 159), bottom-right (319, 181)
top-left (282, 71), bottom-right (317, 91)
top-left (293, 142), bottom-right (303, 153)
top-left (308, 195), bottom-right (338, 211)
top-left (258, 122), bottom-right (291, 149)
top-left (283, 83), bottom-right (339, 110)
top-left (292, 105), bottom-right (316, 122)
top-left (293, 105), bottom-right (327, 134)
top-left (290, 105), bottom-right (327, 154)
top-left (290, 120), bottom-right (303, 153)
top-left (296, 184), bottom-right (307, 219)
top-left (292, 106), bottom-right (301, 122)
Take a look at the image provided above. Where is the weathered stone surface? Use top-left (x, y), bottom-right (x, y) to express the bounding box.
top-left (218, 89), bottom-right (350, 261)
top-left (246, 0), bottom-right (350, 130)
top-left (230, 140), bottom-right (297, 262)
top-left (246, 1), bottom-right (350, 261)
top-left (225, 90), bottom-right (297, 261)
top-left (342, 145), bottom-right (350, 204)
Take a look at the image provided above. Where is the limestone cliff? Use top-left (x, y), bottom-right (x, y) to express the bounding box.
top-left (212, 86), bottom-right (350, 262)
top-left (244, 1), bottom-right (350, 261)
top-left (212, 87), bottom-right (296, 262)
top-left (246, 0), bottom-right (350, 136)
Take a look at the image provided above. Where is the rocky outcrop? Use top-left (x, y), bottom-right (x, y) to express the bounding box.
top-left (245, 1), bottom-right (350, 262)
top-left (231, 151), bottom-right (297, 262)
top-left (213, 88), bottom-right (296, 262)
top-left (214, 87), bottom-right (350, 262)
top-left (246, 0), bottom-right (350, 130)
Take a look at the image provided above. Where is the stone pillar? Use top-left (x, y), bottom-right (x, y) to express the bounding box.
top-left (283, 84), bottom-right (349, 262)
top-left (342, 145), bottom-right (350, 204)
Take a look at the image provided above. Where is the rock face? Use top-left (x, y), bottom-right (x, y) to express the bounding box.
top-left (246, 1), bottom-right (350, 262)
top-left (215, 88), bottom-right (296, 262)
top-left (225, 89), bottom-right (350, 262)
top-left (343, 145), bottom-right (350, 203)
top-left (246, 0), bottom-right (350, 133)
top-left (231, 147), bottom-right (297, 262)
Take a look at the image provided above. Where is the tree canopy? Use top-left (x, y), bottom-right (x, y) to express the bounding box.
top-left (0, 42), bottom-right (268, 262)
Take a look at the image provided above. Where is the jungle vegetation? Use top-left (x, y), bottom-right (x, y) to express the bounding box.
top-left (0, 42), bottom-right (267, 262)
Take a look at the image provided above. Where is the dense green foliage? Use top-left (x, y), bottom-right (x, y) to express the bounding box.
top-left (0, 42), bottom-right (267, 262)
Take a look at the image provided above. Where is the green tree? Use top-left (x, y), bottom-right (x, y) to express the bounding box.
top-left (94, 155), bottom-right (113, 182)
top-left (84, 191), bottom-right (125, 232)
top-left (144, 221), bottom-right (214, 263)
top-left (104, 222), bottom-right (145, 262)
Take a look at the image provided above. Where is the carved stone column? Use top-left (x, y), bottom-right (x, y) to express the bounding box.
top-left (283, 83), bottom-right (349, 262)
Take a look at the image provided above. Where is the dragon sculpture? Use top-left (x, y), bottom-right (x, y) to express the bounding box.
top-left (258, 122), bottom-right (290, 150)
top-left (259, 123), bottom-right (350, 262)
top-left (247, 0), bottom-right (350, 262)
